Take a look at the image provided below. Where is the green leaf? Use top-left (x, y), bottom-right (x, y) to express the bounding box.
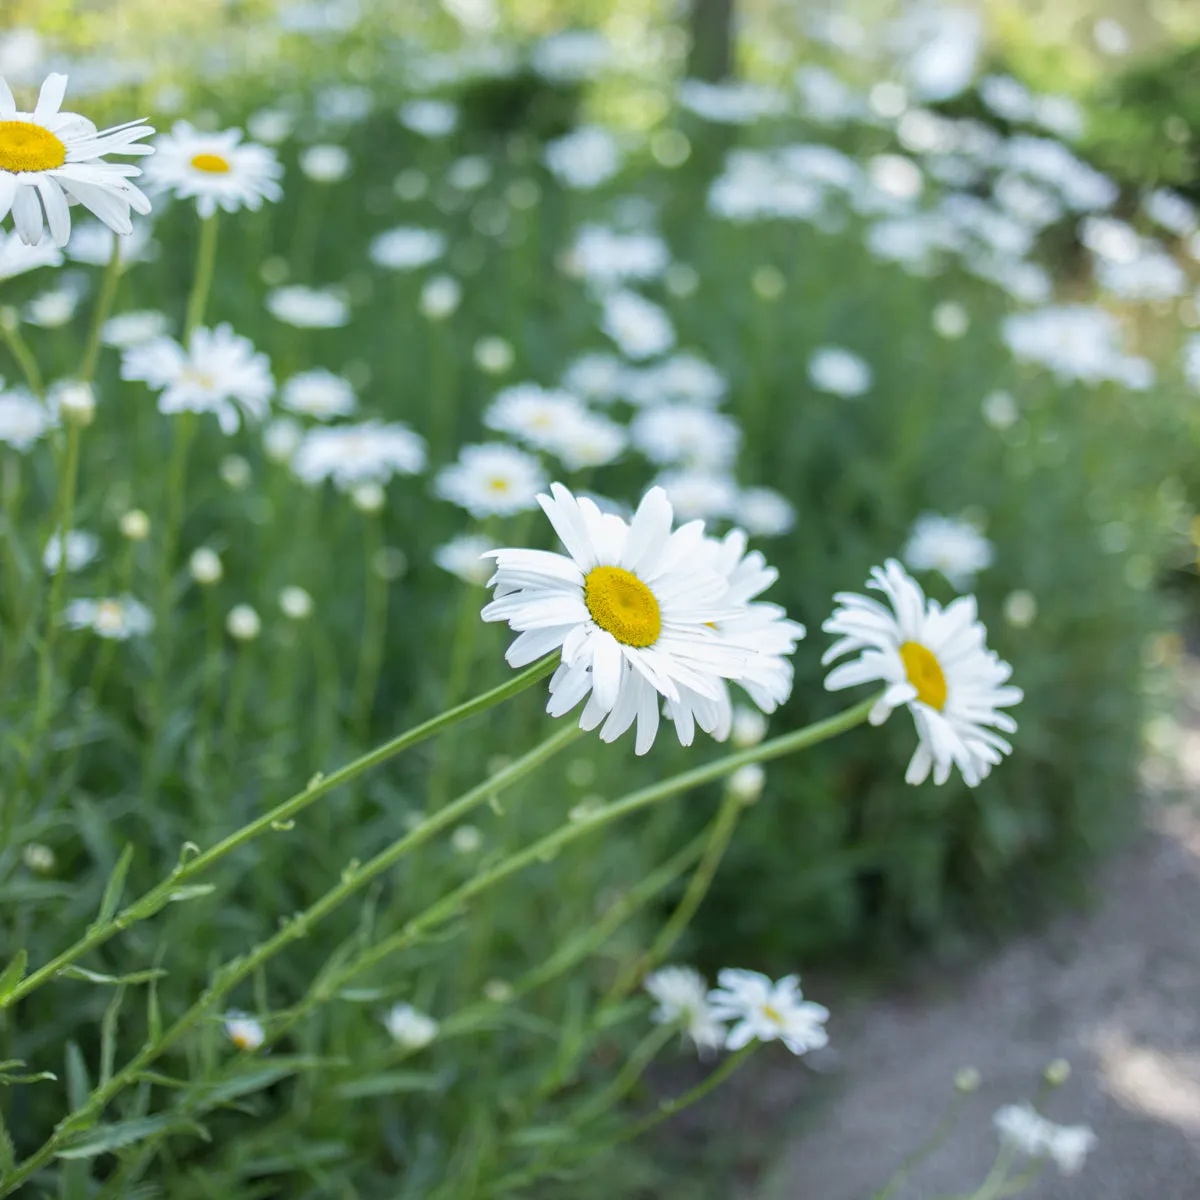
top-left (0, 950), bottom-right (26, 1005)
top-left (64, 1041), bottom-right (90, 1110)
top-left (56, 1114), bottom-right (207, 1159)
top-left (507, 1124), bottom-right (577, 1147)
top-left (199, 1057), bottom-right (339, 1106)
top-left (0, 1069), bottom-right (56, 1086)
top-left (332, 1071), bottom-right (445, 1099)
top-left (96, 844), bottom-right (134, 925)
top-left (0, 1106), bottom-right (14, 1175)
top-left (58, 966), bottom-right (167, 986)
top-left (165, 884), bottom-right (216, 904)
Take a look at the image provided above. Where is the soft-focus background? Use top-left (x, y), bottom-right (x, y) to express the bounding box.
top-left (3, 0), bottom-right (1199, 1195)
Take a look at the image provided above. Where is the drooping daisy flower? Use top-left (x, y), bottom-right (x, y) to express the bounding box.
top-left (280, 369), bottom-right (356, 420)
top-left (435, 443), bottom-right (547, 518)
top-left (291, 421), bottom-right (427, 491)
top-left (482, 484), bottom-right (757, 755)
top-left (265, 285), bottom-right (349, 328)
top-left (0, 73), bottom-right (154, 247)
top-left (383, 1003), bottom-right (439, 1050)
top-left (368, 225), bottom-right (446, 271)
top-left (141, 121), bottom-right (282, 217)
top-left (706, 969), bottom-right (830, 1056)
top-left (121, 323), bottom-right (274, 434)
top-left (993, 1103), bottom-right (1097, 1176)
top-left (43, 528), bottom-right (99, 573)
top-left (822, 559), bottom-right (1022, 787)
top-left (434, 533), bottom-right (497, 586)
top-left (223, 1011), bottom-right (265, 1051)
top-left (63, 595), bottom-right (154, 640)
top-left (902, 512), bottom-right (994, 590)
top-left (644, 966), bottom-right (726, 1054)
top-left (0, 384), bottom-right (54, 450)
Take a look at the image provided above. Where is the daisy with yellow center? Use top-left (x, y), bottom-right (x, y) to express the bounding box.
top-left (140, 121), bottom-right (282, 218)
top-left (482, 483), bottom-right (757, 755)
top-left (223, 1011), bottom-right (265, 1052)
top-left (822, 558), bottom-right (1022, 787)
top-left (0, 73), bottom-right (154, 247)
top-left (706, 968), bottom-right (830, 1057)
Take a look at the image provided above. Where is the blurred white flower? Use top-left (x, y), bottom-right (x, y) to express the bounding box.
top-left (246, 107), bottom-right (294, 145)
top-left (101, 309), bottom-right (169, 348)
top-left (728, 763), bottom-right (765, 803)
top-left (219, 453), bottom-right (252, 491)
top-left (368, 225), bottom-right (446, 270)
top-left (1003, 136), bottom-right (1117, 213)
top-left (1034, 94), bottom-right (1085, 142)
top-left (902, 513), bottom-right (994, 590)
top-left (0, 228), bottom-right (62, 278)
top-left (223, 1011), bottom-right (265, 1051)
top-left (1003, 589), bottom-right (1037, 629)
top-left (419, 273), bottom-right (462, 319)
top-left (1093, 18), bottom-right (1129, 56)
top-left (281, 369), bottom-right (356, 420)
top-left (43, 528), bottom-right (98, 573)
top-left (645, 966), bottom-right (725, 1054)
top-left (994, 1104), bottom-right (1096, 1176)
top-left (24, 287), bottom-right (80, 328)
top-left (65, 219), bottom-right (155, 267)
top-left (981, 390), bottom-right (1018, 430)
top-left (434, 533), bottom-right (497, 585)
top-left (554, 411), bottom-right (627, 470)
top-left (142, 121), bottom-right (282, 218)
top-left (601, 289), bottom-right (675, 360)
top-left (353, 481), bottom-right (385, 513)
top-left (1001, 305), bottom-right (1149, 387)
top-left (484, 383), bottom-right (584, 453)
top-left (263, 415), bottom-right (302, 462)
top-left (265, 285), bottom-right (349, 328)
top-left (473, 335), bottom-right (514, 375)
top-left (653, 468), bottom-right (738, 522)
top-left (122, 323), bottom-right (274, 435)
top-left (979, 75), bottom-right (1032, 123)
top-left (435, 442), bottom-right (546, 518)
top-left (397, 99), bottom-right (459, 139)
top-left (279, 585), bottom-right (314, 620)
top-left (446, 154), bottom-right (490, 192)
top-left (451, 824), bottom-right (482, 854)
top-left (531, 30), bottom-right (612, 82)
top-left (291, 421), bottom-right (427, 491)
top-left (544, 126), bottom-right (621, 190)
top-left (631, 404), bottom-right (740, 469)
top-left (823, 559), bottom-right (1022, 787)
top-left (678, 79), bottom-right (788, 126)
top-left (562, 352), bottom-right (626, 403)
top-left (931, 301), bottom-right (969, 339)
top-left (119, 509), bottom-right (150, 541)
top-left (736, 487), bottom-right (795, 537)
top-left (566, 224), bottom-right (669, 290)
top-left (64, 595), bottom-right (153, 640)
top-left (0, 384), bottom-right (54, 450)
top-left (622, 353), bottom-right (727, 408)
top-left (1143, 188), bottom-right (1197, 238)
top-left (226, 604), bottom-right (261, 641)
top-left (808, 346), bottom-right (872, 397)
top-left (707, 969), bottom-right (830, 1056)
top-left (383, 1002), bottom-right (439, 1050)
top-left (315, 84), bottom-right (372, 126)
top-left (189, 546), bottom-right (223, 585)
top-left (0, 73), bottom-right (154, 247)
top-left (298, 143), bottom-right (350, 182)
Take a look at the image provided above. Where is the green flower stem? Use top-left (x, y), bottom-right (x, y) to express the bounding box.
top-left (183, 213), bottom-right (219, 338)
top-left (0, 724), bottom-right (579, 1195)
top-left (566, 1023), bottom-right (677, 1130)
top-left (293, 695), bottom-right (880, 1020)
top-left (351, 509), bottom-right (386, 740)
top-left (872, 1091), bottom-right (968, 1200)
top-left (0, 318), bottom-right (44, 397)
top-left (1, 654), bottom-right (560, 1011)
top-left (78, 234), bottom-right (123, 383)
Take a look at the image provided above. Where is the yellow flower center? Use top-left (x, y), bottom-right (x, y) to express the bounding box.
top-left (900, 641), bottom-right (947, 711)
top-left (180, 368), bottom-right (216, 390)
top-left (190, 152), bottom-right (231, 174)
top-left (486, 476), bottom-right (512, 493)
top-left (584, 566), bottom-right (661, 647)
top-left (761, 1004), bottom-right (783, 1025)
top-left (0, 121), bottom-right (66, 173)
top-left (94, 601), bottom-right (124, 633)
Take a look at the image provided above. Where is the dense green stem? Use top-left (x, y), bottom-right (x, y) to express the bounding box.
top-left (2, 655), bottom-right (560, 1010)
top-left (183, 213), bottom-right (219, 338)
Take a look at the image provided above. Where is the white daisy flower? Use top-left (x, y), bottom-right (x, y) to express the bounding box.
top-left (566, 224), bottom-right (669, 290)
top-left (24, 287), bottom-right (79, 328)
top-left (398, 99), bottom-right (459, 139)
top-left (483, 383), bottom-right (586, 453)
top-left (265, 285), bottom-right (349, 328)
top-left (621, 353), bottom-right (728, 408)
top-left (644, 966), bottom-right (726, 1054)
top-left (223, 1011), bottom-right (265, 1051)
top-left (63, 595), bottom-right (154, 640)
top-left (141, 121), bottom-right (282, 218)
top-left (554, 411), bottom-right (627, 470)
top-left (631, 404), bottom-right (740, 469)
top-left (298, 143), bottom-right (350, 183)
top-left (902, 513), bottom-right (994, 590)
top-left (0, 384), bottom-right (54, 450)
top-left (0, 73), bottom-right (153, 247)
top-left (562, 351), bottom-right (627, 403)
top-left (280, 368), bottom-right (356, 420)
top-left (65, 217), bottom-right (155, 266)
top-left (994, 1103), bottom-right (1097, 1176)
top-left (808, 346), bottom-right (872, 397)
top-left (100, 309), bottom-right (169, 348)
top-left (291, 421), bottom-right (427, 491)
top-left (601, 289), bottom-right (675, 361)
top-left (706, 969), bottom-right (830, 1056)
top-left (0, 227), bottom-right (62, 278)
top-left (653, 468), bottom-right (738, 523)
top-left (43, 528), bottom-right (99, 573)
top-left (822, 559), bottom-right (1023, 787)
top-left (434, 533), bottom-right (497, 586)
top-left (368, 225), bottom-right (446, 271)
top-left (736, 487), bottom-right (795, 537)
top-left (383, 1002), bottom-right (439, 1050)
top-left (544, 125), bottom-right (621, 190)
top-left (482, 484), bottom-right (758, 755)
top-left (435, 443), bottom-right (547, 518)
top-left (121, 323), bottom-right (274, 435)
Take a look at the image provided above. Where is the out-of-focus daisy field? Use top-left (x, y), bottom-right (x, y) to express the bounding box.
top-left (0, 0), bottom-right (1198, 1195)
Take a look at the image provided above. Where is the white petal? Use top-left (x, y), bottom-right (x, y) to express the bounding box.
top-left (34, 74), bottom-right (69, 121)
top-left (11, 185), bottom-right (44, 245)
top-left (591, 630), bottom-right (623, 712)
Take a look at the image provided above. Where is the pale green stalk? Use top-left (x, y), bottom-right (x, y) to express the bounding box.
top-left (873, 1091), bottom-right (969, 1200)
top-left (0, 655), bottom-right (559, 1011)
top-left (78, 233), bottom-right (124, 384)
top-left (0, 724), bottom-right (579, 1195)
top-left (183, 213), bottom-right (219, 338)
top-left (0, 317), bottom-right (43, 397)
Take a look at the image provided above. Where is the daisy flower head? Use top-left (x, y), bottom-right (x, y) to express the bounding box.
top-left (653, 468), bottom-right (738, 523)
top-left (822, 559), bottom-right (1022, 787)
top-left (902, 512), bottom-right (994, 590)
top-left (265, 285), bottom-right (349, 328)
top-left (994, 1103), bottom-right (1097, 1176)
top-left (544, 125), bottom-right (621, 190)
top-left (368, 225), bottom-right (446, 271)
top-left (554, 411), bottom-right (627, 471)
top-left (291, 421), bottom-right (427, 491)
top-left (280, 368), bottom-right (356, 420)
top-left (0, 228), bottom-right (63, 278)
top-left (482, 484), bottom-right (762, 755)
top-left (43, 528), bottom-right (99, 573)
top-left (644, 966), bottom-right (725, 1055)
top-left (631, 404), bottom-right (741, 470)
top-left (142, 121), bottom-right (282, 218)
top-left (601, 289), bottom-right (675, 360)
top-left (706, 969), bottom-right (830, 1056)
top-left (483, 383), bottom-right (586, 454)
top-left (434, 533), bottom-right (498, 586)
top-left (435, 443), bottom-right (547, 518)
top-left (223, 1011), bottom-right (265, 1051)
top-left (101, 309), bottom-right (170, 349)
top-left (63, 595), bottom-right (154, 640)
top-left (0, 383), bottom-right (54, 450)
top-left (0, 73), bottom-right (153, 247)
top-left (121, 323), bottom-right (274, 435)
top-left (808, 345), bottom-right (872, 397)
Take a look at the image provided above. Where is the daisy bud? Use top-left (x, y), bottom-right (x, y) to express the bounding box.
top-left (727, 764), bottom-right (765, 804)
top-left (383, 1003), bottom-right (438, 1049)
top-left (473, 335), bottom-right (514, 375)
top-left (752, 265), bottom-right (785, 300)
top-left (419, 274), bottom-right (462, 320)
top-left (264, 417), bottom-right (302, 463)
top-left (57, 381), bottom-right (96, 426)
top-left (220, 454), bottom-right (252, 491)
top-left (119, 508), bottom-right (150, 541)
top-left (932, 301), bottom-right (969, 339)
top-left (189, 547), bottom-right (223, 585)
top-left (731, 706), bottom-right (768, 748)
top-left (1003, 589), bottom-right (1038, 629)
top-left (954, 1067), bottom-right (982, 1093)
top-left (352, 482), bottom-right (385, 513)
top-left (1045, 1058), bottom-right (1072, 1087)
top-left (451, 825), bottom-right (482, 855)
top-left (279, 585), bottom-right (314, 620)
top-left (22, 842), bottom-right (55, 873)
top-left (483, 978), bottom-right (514, 1003)
top-left (259, 256), bottom-right (289, 286)
top-left (227, 604), bottom-right (261, 642)
top-left (372, 546), bottom-right (407, 581)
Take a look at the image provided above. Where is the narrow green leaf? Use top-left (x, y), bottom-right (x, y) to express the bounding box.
top-left (99, 985), bottom-right (126, 1088)
top-left (65, 1041), bottom-right (91, 1110)
top-left (165, 884), bottom-right (216, 904)
top-left (507, 1125), bottom-right (577, 1147)
top-left (56, 1114), bottom-right (207, 1159)
top-left (0, 1070), bottom-right (56, 1086)
top-left (58, 966), bottom-right (167, 986)
top-left (0, 1106), bottom-right (14, 1174)
top-left (0, 950), bottom-right (26, 1005)
top-left (332, 1071), bottom-right (445, 1099)
top-left (96, 845), bottom-right (135, 925)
